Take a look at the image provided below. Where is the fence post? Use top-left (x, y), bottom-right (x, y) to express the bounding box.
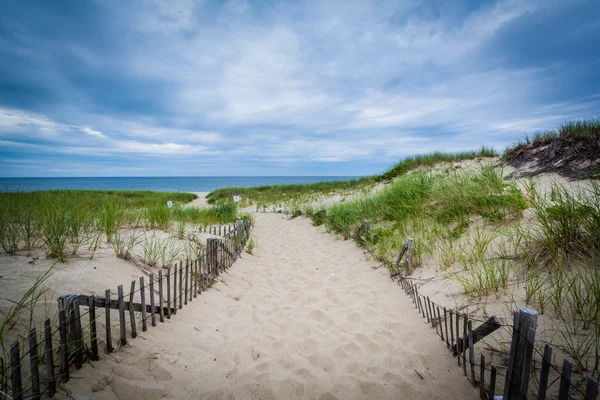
top-left (10, 341), bottom-right (22, 400)
top-left (503, 307), bottom-right (538, 400)
top-left (28, 328), bottom-right (40, 400)
top-left (406, 237), bottom-right (413, 274)
top-left (207, 238), bottom-right (219, 282)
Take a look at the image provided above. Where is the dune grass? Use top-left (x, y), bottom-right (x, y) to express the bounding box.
top-left (0, 190), bottom-right (241, 262)
top-left (504, 118), bottom-right (600, 158)
top-left (377, 146), bottom-right (498, 181)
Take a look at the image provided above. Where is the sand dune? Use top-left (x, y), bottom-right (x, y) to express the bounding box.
top-left (58, 213), bottom-right (477, 400)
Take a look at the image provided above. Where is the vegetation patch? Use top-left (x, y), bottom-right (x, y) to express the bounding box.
top-left (504, 118), bottom-right (600, 178)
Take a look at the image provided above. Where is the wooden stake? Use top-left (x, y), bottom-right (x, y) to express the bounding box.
top-left (558, 358), bottom-right (572, 400)
top-left (89, 295), bottom-right (99, 360)
top-left (28, 328), bottom-right (40, 400)
top-left (149, 273), bottom-right (156, 326)
top-left (129, 280), bottom-right (137, 338)
top-left (72, 299), bottom-right (83, 370)
top-left (10, 341), bottom-right (22, 400)
top-left (140, 277), bottom-right (148, 331)
top-left (105, 289), bottom-right (113, 353)
top-left (166, 267), bottom-right (172, 319)
top-left (536, 344), bottom-right (552, 400)
top-left (184, 259), bottom-right (189, 306)
top-left (159, 270), bottom-right (165, 322)
top-left (118, 285), bottom-right (127, 345)
top-left (179, 261), bottom-right (183, 309)
top-left (44, 319), bottom-right (57, 396)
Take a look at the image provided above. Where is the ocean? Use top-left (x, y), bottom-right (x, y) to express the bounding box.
top-left (0, 176), bottom-right (361, 193)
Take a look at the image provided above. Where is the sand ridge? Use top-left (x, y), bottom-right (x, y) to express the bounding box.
top-left (58, 213), bottom-right (477, 399)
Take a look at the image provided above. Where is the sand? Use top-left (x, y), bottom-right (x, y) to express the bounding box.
top-left (56, 213), bottom-right (477, 400)
top-left (186, 191), bottom-right (211, 208)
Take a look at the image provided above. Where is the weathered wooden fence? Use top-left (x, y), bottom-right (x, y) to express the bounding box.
top-left (393, 237), bottom-right (599, 400)
top-left (0, 220), bottom-right (252, 400)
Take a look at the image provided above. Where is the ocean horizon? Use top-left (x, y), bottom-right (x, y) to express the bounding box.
top-left (0, 176), bottom-right (363, 193)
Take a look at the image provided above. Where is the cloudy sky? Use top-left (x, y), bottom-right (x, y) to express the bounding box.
top-left (1, 0), bottom-right (599, 177)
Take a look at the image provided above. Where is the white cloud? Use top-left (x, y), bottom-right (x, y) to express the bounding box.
top-left (80, 126), bottom-right (105, 138)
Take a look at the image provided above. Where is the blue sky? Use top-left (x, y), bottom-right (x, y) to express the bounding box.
top-left (0, 0), bottom-right (599, 177)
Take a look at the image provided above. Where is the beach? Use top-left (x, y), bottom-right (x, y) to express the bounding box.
top-left (56, 212), bottom-right (477, 399)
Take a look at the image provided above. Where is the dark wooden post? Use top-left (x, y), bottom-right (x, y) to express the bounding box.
top-left (536, 344), bottom-right (552, 400)
top-left (406, 237), bottom-right (413, 274)
top-left (207, 238), bottom-right (219, 283)
top-left (129, 281), bottom-right (137, 338)
top-left (489, 365), bottom-right (497, 399)
top-left (117, 285), bottom-right (127, 345)
top-left (140, 277), bottom-right (148, 331)
top-left (585, 376), bottom-right (599, 400)
top-left (57, 304), bottom-right (70, 375)
top-left (503, 307), bottom-right (538, 400)
top-left (558, 358), bottom-right (572, 400)
top-left (468, 320), bottom-right (475, 386)
top-left (462, 314), bottom-right (467, 375)
top-left (480, 353), bottom-right (485, 399)
top-left (193, 259), bottom-right (198, 298)
top-left (10, 341), bottom-right (22, 400)
top-left (173, 266), bottom-right (177, 314)
top-left (72, 299), bottom-right (83, 370)
top-left (89, 295), bottom-right (99, 360)
top-left (149, 273), bottom-right (156, 326)
top-left (44, 319), bottom-right (57, 396)
top-left (166, 267), bottom-right (172, 319)
top-left (28, 328), bottom-right (40, 400)
top-left (159, 270), bottom-right (165, 322)
top-left (443, 307), bottom-right (449, 348)
top-left (105, 289), bottom-right (113, 353)
top-left (178, 262), bottom-right (183, 309)
top-left (184, 259), bottom-right (189, 306)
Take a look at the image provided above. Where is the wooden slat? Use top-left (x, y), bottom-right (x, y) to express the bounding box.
top-left (28, 328), bottom-right (40, 400)
top-left (118, 285), bottom-right (127, 345)
top-left (444, 307), bottom-right (449, 348)
top-left (179, 262), bottom-right (183, 310)
top-left (585, 376), bottom-right (599, 400)
top-left (105, 289), bottom-right (114, 353)
top-left (167, 267), bottom-right (172, 319)
top-left (479, 353), bottom-right (485, 399)
top-left (463, 314), bottom-right (467, 375)
top-left (44, 319), bottom-right (57, 397)
top-left (468, 319), bottom-right (475, 387)
top-left (159, 270), bottom-right (165, 323)
top-left (72, 299), bottom-right (83, 370)
top-left (185, 259), bottom-right (189, 306)
top-left (89, 295), bottom-right (99, 360)
top-left (129, 281), bottom-right (137, 338)
top-left (557, 358), bottom-right (572, 400)
top-left (489, 365), bottom-right (497, 399)
top-left (194, 259), bottom-right (198, 298)
top-left (437, 307), bottom-right (444, 341)
top-left (456, 311), bottom-right (461, 367)
top-left (536, 343), bottom-right (552, 400)
top-left (449, 310), bottom-right (454, 350)
top-left (173, 266), bottom-right (177, 314)
top-left (10, 341), bottom-right (22, 400)
top-left (140, 277), bottom-right (147, 331)
top-left (149, 273), bottom-right (156, 327)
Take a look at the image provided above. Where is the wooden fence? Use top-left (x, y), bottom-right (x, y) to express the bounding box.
top-left (0, 220), bottom-right (252, 400)
top-left (393, 238), bottom-right (599, 400)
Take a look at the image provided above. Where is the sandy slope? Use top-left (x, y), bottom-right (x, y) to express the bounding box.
top-left (59, 214), bottom-right (476, 400)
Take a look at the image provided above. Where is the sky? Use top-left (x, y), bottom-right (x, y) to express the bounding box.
top-left (0, 0), bottom-right (599, 177)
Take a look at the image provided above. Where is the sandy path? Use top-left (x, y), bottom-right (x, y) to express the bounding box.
top-left (61, 214), bottom-right (476, 400)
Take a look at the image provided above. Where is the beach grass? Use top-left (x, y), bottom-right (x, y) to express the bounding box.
top-left (0, 190), bottom-right (241, 263)
top-left (504, 117), bottom-right (600, 158)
